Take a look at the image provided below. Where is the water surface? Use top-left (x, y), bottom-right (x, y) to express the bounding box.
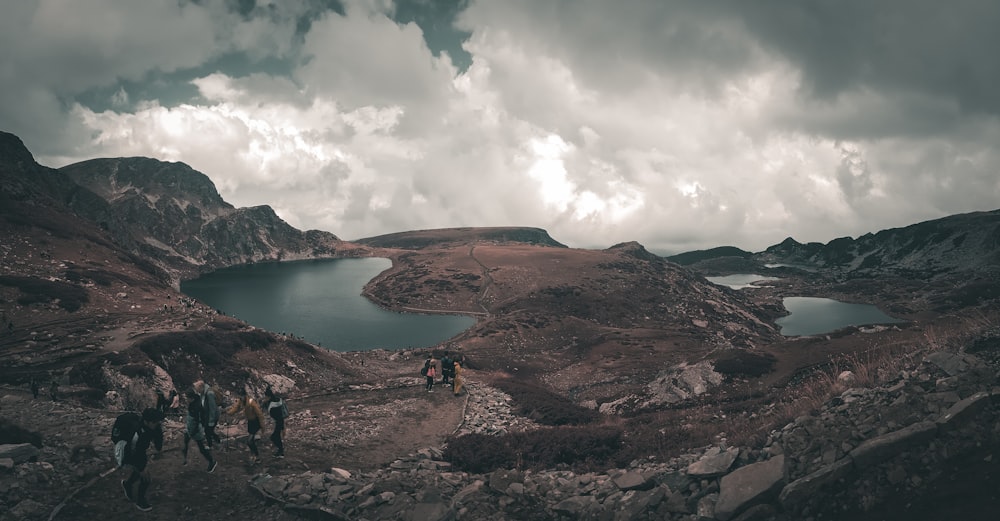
top-left (181, 258), bottom-right (476, 351)
top-left (706, 274), bottom-right (779, 289)
top-left (775, 296), bottom-right (905, 336)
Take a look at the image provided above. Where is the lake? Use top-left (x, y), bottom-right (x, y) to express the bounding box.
top-left (775, 296), bottom-right (905, 336)
top-left (180, 258), bottom-right (477, 351)
top-left (705, 274), bottom-right (779, 289)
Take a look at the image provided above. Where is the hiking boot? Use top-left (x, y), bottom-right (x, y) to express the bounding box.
top-left (121, 480), bottom-right (133, 502)
top-left (135, 499), bottom-right (152, 512)
top-left (208, 460), bottom-right (218, 473)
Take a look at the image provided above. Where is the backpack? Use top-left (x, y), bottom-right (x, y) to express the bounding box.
top-left (421, 359), bottom-right (431, 377)
top-left (270, 399), bottom-right (289, 420)
top-left (110, 412), bottom-right (140, 467)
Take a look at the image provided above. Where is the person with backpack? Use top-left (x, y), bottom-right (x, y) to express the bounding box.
top-left (441, 352), bottom-right (454, 385)
top-left (114, 408), bottom-right (164, 512)
top-left (226, 388), bottom-right (266, 464)
top-left (423, 355), bottom-right (437, 392)
top-left (194, 380), bottom-right (221, 448)
top-left (264, 387), bottom-right (287, 458)
top-left (182, 389), bottom-right (218, 472)
top-left (452, 358), bottom-right (465, 396)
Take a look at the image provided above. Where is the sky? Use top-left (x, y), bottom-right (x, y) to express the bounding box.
top-left (3, 1), bottom-right (999, 255)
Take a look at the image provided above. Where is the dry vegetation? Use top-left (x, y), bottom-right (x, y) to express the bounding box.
top-left (441, 312), bottom-right (1000, 474)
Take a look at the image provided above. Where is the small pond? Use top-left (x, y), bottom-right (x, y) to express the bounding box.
top-left (705, 274), bottom-right (779, 289)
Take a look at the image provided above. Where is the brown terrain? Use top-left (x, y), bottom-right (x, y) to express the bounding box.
top-left (3, 131), bottom-right (1000, 520)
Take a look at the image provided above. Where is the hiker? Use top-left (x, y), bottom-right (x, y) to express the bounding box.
top-left (118, 408), bottom-right (164, 512)
top-left (182, 389), bottom-right (217, 472)
top-left (168, 389), bottom-right (180, 416)
top-left (264, 388), bottom-right (286, 458)
top-left (424, 355), bottom-right (437, 392)
top-left (29, 377), bottom-right (39, 399)
top-left (441, 352), bottom-right (453, 385)
top-left (452, 358), bottom-right (465, 396)
top-left (194, 380), bottom-right (221, 447)
top-left (155, 390), bottom-right (170, 414)
top-left (226, 388), bottom-right (266, 464)
top-left (49, 379), bottom-right (58, 401)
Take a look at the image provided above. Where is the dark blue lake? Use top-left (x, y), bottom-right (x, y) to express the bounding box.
top-left (180, 258), bottom-right (476, 351)
top-left (775, 296), bottom-right (905, 336)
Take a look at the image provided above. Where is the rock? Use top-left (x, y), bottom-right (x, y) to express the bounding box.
top-left (778, 457), bottom-right (853, 509)
top-left (403, 501), bottom-right (449, 521)
top-left (687, 447), bottom-right (739, 478)
top-left (714, 455), bottom-right (785, 521)
top-left (849, 421), bottom-right (938, 469)
top-left (613, 470), bottom-right (654, 491)
top-left (0, 444), bottom-right (40, 465)
top-left (936, 391), bottom-right (991, 431)
top-left (551, 495), bottom-right (597, 517)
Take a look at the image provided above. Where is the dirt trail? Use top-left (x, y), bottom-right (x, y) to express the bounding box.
top-left (3, 377), bottom-right (467, 521)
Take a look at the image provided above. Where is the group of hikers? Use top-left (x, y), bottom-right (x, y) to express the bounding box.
top-left (422, 351), bottom-right (465, 395)
top-left (28, 375), bottom-right (60, 401)
top-left (114, 381), bottom-right (289, 512)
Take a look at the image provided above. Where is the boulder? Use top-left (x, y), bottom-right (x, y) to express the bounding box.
top-left (714, 455), bottom-right (786, 521)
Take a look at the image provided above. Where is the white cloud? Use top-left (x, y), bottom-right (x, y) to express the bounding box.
top-left (3, 1), bottom-right (999, 254)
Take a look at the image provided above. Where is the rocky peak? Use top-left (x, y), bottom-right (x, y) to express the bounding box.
top-left (756, 210), bottom-right (1000, 278)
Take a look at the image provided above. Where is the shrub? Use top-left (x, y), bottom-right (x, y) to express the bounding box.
top-left (443, 425), bottom-right (623, 473)
top-left (120, 380), bottom-right (155, 412)
top-left (492, 378), bottom-right (599, 426)
top-left (0, 418), bottom-right (43, 447)
top-left (120, 363), bottom-right (154, 378)
top-left (136, 330), bottom-right (273, 367)
top-left (713, 350), bottom-right (777, 378)
top-left (0, 275), bottom-right (89, 312)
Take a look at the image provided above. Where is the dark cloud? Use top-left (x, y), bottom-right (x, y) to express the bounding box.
top-left (731, 1), bottom-right (1000, 116)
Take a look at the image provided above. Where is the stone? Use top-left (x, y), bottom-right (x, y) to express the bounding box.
top-left (552, 495), bottom-right (597, 517)
top-left (0, 444), bottom-right (39, 465)
top-left (714, 455), bottom-right (785, 521)
top-left (687, 447), bottom-right (738, 478)
top-left (778, 457), bottom-right (853, 509)
top-left (613, 470), bottom-right (654, 491)
top-left (849, 421), bottom-right (938, 469)
top-left (936, 391), bottom-right (990, 431)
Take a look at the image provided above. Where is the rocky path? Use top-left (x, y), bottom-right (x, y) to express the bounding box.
top-left (0, 373), bottom-right (486, 521)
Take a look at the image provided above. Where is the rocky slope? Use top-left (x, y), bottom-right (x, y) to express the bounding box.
top-left (240, 337), bottom-right (1000, 521)
top-left (3, 128), bottom-right (1000, 520)
top-left (59, 156), bottom-right (365, 282)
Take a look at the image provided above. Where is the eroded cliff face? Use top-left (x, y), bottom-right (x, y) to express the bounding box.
top-left (59, 157), bottom-right (357, 281)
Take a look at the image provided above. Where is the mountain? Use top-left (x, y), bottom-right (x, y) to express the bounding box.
top-left (757, 210), bottom-right (1000, 278)
top-left (355, 226), bottom-right (567, 249)
top-left (59, 156), bottom-right (361, 281)
top-left (4, 130), bottom-right (1000, 520)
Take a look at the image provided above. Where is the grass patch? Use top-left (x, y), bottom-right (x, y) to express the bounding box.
top-left (491, 377), bottom-right (599, 426)
top-left (713, 350), bottom-right (777, 378)
top-left (0, 418), bottom-right (43, 448)
top-left (444, 425), bottom-right (622, 472)
top-left (0, 275), bottom-right (89, 312)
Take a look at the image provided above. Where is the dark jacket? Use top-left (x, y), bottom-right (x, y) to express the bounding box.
top-left (115, 412), bottom-right (163, 464)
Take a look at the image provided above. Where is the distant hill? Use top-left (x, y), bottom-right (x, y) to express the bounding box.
top-left (666, 246), bottom-right (753, 266)
top-left (355, 227), bottom-right (567, 249)
top-left (755, 210), bottom-right (1000, 278)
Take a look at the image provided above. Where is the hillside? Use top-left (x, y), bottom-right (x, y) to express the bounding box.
top-left (59, 156), bottom-right (367, 281)
top-left (2, 129), bottom-right (1000, 520)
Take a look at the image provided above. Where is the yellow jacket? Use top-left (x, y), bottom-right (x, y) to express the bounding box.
top-left (227, 397), bottom-right (266, 425)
